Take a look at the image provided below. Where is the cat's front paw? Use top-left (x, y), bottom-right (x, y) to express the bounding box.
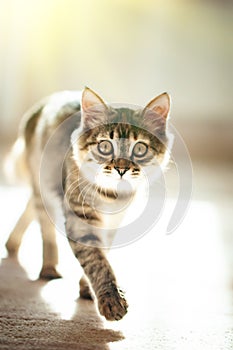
top-left (98, 286), bottom-right (128, 321)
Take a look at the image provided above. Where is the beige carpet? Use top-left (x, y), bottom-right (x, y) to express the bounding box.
top-left (1, 253), bottom-right (233, 350)
top-left (0, 258), bottom-right (124, 350)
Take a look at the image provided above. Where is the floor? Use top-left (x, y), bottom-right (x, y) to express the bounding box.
top-left (0, 161), bottom-right (233, 349)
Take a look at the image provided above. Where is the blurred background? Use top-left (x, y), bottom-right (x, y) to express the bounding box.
top-left (0, 0), bottom-right (232, 160)
top-left (0, 1), bottom-right (233, 349)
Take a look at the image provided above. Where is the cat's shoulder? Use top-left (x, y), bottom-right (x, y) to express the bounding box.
top-left (20, 90), bottom-right (82, 141)
top-left (42, 90), bottom-right (82, 117)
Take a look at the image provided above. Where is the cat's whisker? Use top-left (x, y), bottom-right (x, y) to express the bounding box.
top-left (64, 173), bottom-right (87, 195)
top-left (81, 183), bottom-right (94, 219)
top-left (66, 178), bottom-right (90, 205)
top-left (65, 179), bottom-right (79, 195)
top-left (91, 185), bottom-right (99, 211)
top-left (77, 177), bottom-right (91, 185)
top-left (77, 181), bottom-right (91, 203)
top-left (66, 178), bottom-right (89, 201)
top-left (64, 168), bottom-right (79, 182)
top-left (76, 177), bottom-right (90, 188)
top-left (65, 176), bottom-right (87, 195)
top-left (82, 183), bottom-right (93, 203)
top-left (75, 179), bottom-right (90, 193)
top-left (66, 185), bottom-right (80, 206)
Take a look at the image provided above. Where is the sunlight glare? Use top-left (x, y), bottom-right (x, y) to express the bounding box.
top-left (109, 198), bottom-right (231, 330)
top-left (40, 278), bottom-right (78, 320)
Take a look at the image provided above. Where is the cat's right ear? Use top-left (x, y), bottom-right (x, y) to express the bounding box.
top-left (81, 87), bottom-right (107, 129)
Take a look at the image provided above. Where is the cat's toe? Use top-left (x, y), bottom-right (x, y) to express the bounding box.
top-left (39, 266), bottom-right (62, 280)
top-left (98, 287), bottom-right (128, 321)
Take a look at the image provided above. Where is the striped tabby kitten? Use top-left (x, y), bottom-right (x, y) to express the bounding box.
top-left (6, 87), bottom-right (171, 321)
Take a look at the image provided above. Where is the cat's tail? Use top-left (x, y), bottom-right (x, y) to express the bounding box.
top-left (3, 137), bottom-right (29, 184)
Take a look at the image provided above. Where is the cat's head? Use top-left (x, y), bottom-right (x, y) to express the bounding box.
top-left (71, 87), bottom-right (172, 195)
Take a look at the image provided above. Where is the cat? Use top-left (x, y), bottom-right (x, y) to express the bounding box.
top-left (5, 87), bottom-right (172, 321)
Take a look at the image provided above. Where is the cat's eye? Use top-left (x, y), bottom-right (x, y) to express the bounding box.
top-left (98, 140), bottom-right (113, 155)
top-left (132, 142), bottom-right (148, 158)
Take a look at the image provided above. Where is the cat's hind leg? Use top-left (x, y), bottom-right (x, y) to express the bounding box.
top-left (6, 197), bottom-right (34, 256)
top-left (34, 195), bottom-right (61, 280)
top-left (79, 275), bottom-right (93, 300)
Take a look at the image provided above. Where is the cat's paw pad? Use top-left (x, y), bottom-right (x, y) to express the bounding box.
top-left (98, 287), bottom-right (128, 321)
top-left (39, 266), bottom-right (62, 280)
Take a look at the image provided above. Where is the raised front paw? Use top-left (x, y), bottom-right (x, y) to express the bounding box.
top-left (98, 285), bottom-right (128, 321)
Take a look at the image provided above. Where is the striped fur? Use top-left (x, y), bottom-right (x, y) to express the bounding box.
top-left (6, 88), bottom-right (171, 320)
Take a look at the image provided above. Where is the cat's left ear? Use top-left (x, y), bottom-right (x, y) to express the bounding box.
top-left (142, 93), bottom-right (170, 134)
top-left (81, 87), bottom-right (107, 129)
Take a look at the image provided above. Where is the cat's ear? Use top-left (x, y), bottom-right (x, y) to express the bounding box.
top-left (142, 93), bottom-right (170, 134)
top-left (81, 87), bottom-right (107, 129)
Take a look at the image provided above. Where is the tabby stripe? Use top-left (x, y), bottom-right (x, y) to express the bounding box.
top-left (70, 244), bottom-right (117, 296)
top-left (73, 208), bottom-right (99, 221)
top-left (97, 188), bottom-right (117, 199)
top-left (79, 234), bottom-right (101, 244)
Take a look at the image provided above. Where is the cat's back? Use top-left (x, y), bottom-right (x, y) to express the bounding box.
top-left (9, 91), bottom-right (82, 185)
top-left (22, 90), bottom-right (82, 149)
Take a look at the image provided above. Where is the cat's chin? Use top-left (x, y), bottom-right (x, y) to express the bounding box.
top-left (115, 178), bottom-right (135, 197)
top-left (96, 176), bottom-right (136, 200)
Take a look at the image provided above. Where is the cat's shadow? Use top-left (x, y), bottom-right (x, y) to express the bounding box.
top-left (0, 257), bottom-right (124, 350)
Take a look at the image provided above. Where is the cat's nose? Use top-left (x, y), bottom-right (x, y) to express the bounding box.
top-left (113, 158), bottom-right (131, 177)
top-left (114, 166), bottom-right (130, 177)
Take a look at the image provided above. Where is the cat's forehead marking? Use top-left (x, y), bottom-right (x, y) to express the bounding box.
top-left (110, 107), bottom-right (139, 124)
top-left (115, 124), bottom-right (130, 139)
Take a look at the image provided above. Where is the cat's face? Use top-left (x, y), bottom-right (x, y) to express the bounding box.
top-left (72, 88), bottom-right (171, 195)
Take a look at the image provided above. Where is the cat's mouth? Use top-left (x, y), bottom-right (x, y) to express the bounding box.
top-left (103, 160), bottom-right (141, 180)
top-left (103, 170), bottom-right (141, 182)
top-left (92, 166), bottom-right (137, 196)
